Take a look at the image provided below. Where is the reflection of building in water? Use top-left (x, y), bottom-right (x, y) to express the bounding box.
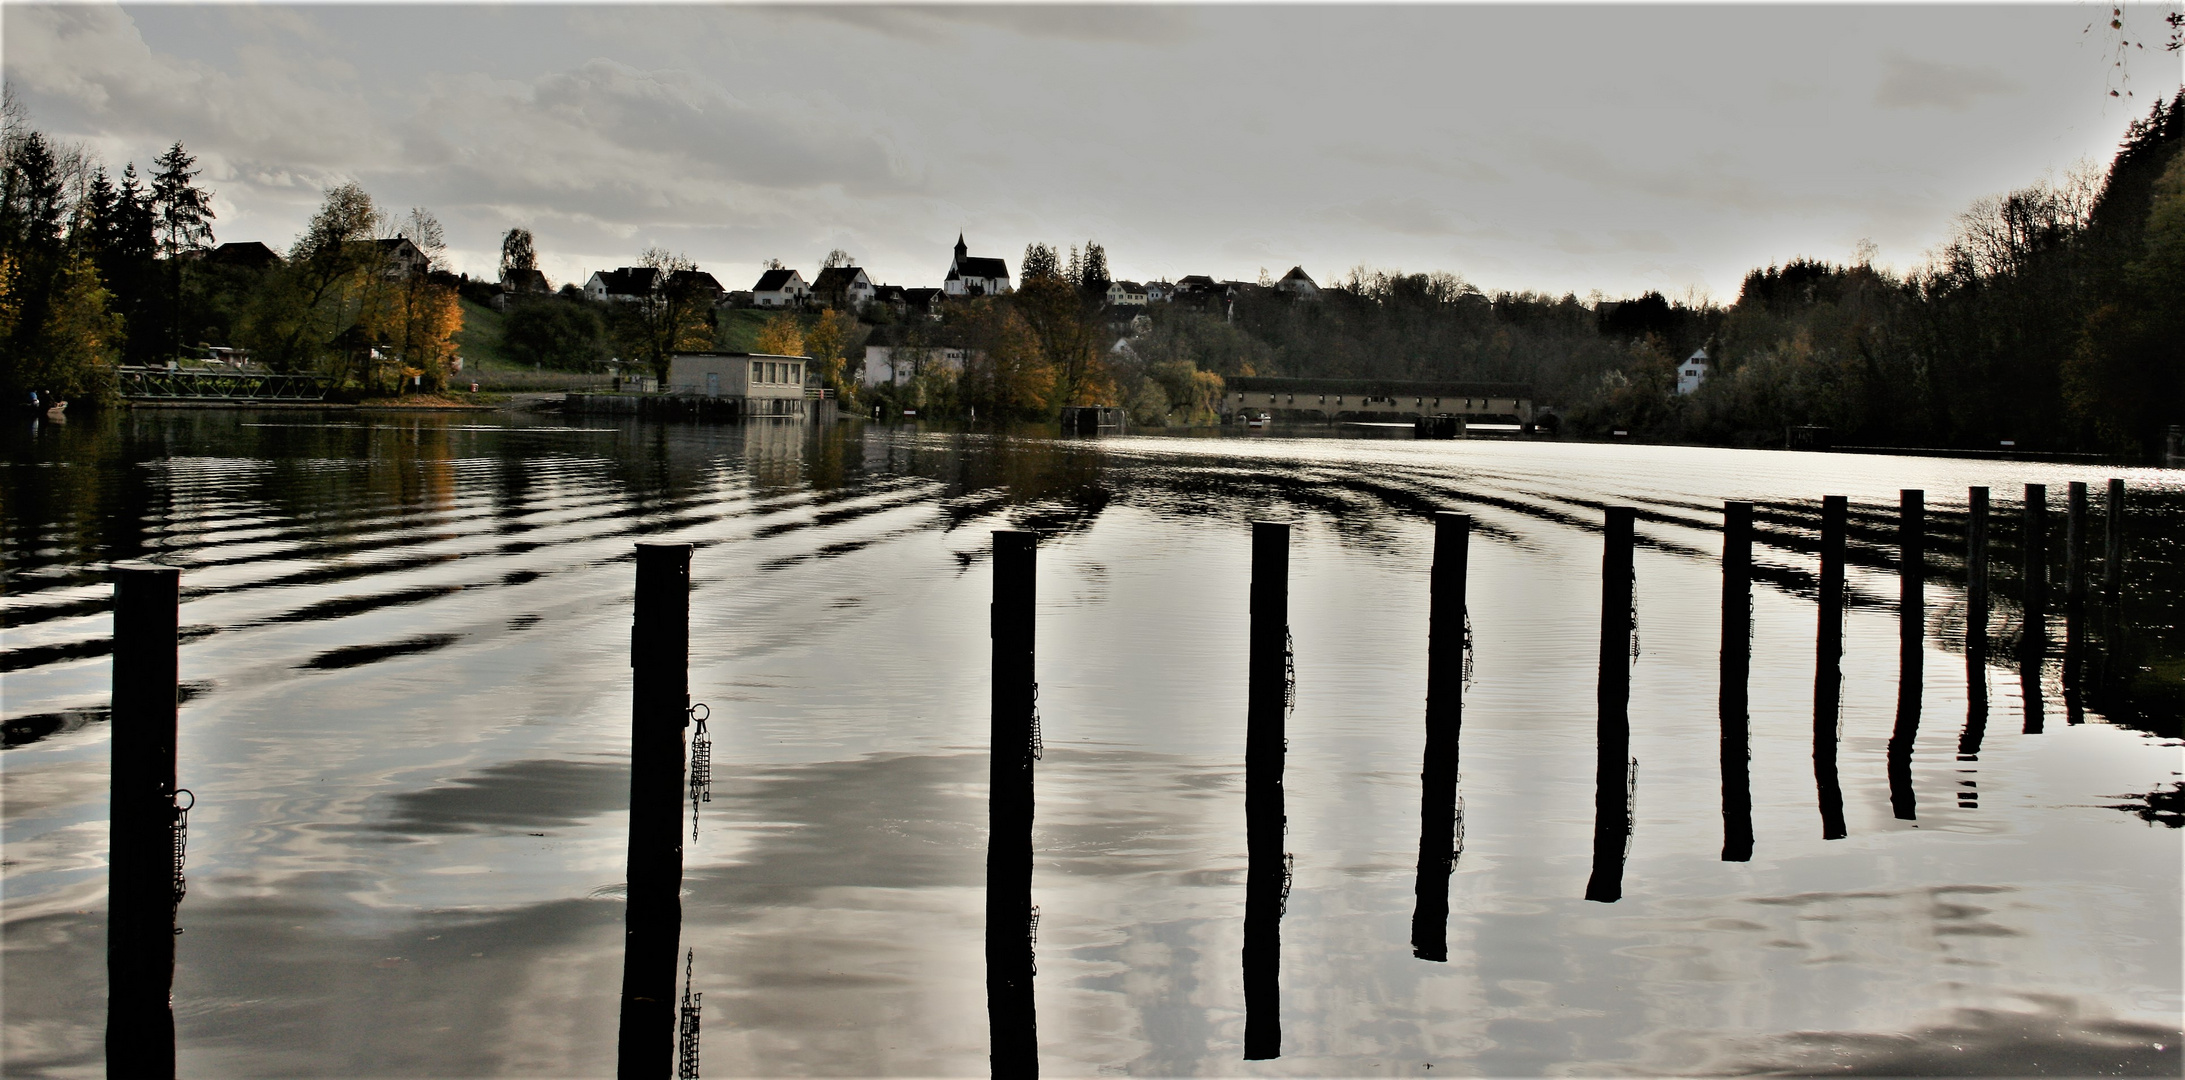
top-left (1221, 376), bottom-right (1534, 424)
top-left (666, 352), bottom-right (815, 418)
top-left (741, 418), bottom-right (809, 490)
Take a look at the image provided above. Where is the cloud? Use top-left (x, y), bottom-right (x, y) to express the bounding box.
top-left (1338, 197), bottom-right (1467, 237)
top-left (1874, 53), bottom-right (2019, 111)
top-left (773, 4), bottom-right (1198, 46)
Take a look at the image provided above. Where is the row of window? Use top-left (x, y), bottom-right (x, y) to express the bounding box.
top-left (1239, 393), bottom-right (1510, 408)
top-left (753, 361), bottom-right (802, 385)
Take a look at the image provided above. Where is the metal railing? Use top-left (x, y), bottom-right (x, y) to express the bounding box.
top-left (117, 368), bottom-right (330, 402)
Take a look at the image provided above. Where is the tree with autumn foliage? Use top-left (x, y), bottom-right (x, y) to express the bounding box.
top-left (1014, 241), bottom-right (1112, 407)
top-left (951, 298), bottom-right (1053, 420)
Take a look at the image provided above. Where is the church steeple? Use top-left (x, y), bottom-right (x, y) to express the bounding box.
top-left (954, 232), bottom-right (968, 264)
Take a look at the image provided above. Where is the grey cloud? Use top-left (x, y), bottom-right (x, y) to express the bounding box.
top-left (1875, 53), bottom-right (2020, 111)
top-left (1340, 196), bottom-right (1467, 237)
top-left (774, 4), bottom-right (1198, 46)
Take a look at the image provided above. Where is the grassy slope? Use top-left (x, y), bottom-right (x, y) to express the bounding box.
top-left (455, 298), bottom-right (515, 370)
top-left (715, 308), bottom-right (773, 353)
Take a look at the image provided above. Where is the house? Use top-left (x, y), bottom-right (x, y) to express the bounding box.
top-left (811, 266), bottom-right (876, 311)
top-left (1175, 274), bottom-right (1220, 295)
top-left (1143, 280), bottom-right (1174, 303)
top-left (1275, 266), bottom-right (1320, 300)
top-left (204, 241), bottom-right (283, 271)
top-left (375, 237), bottom-right (430, 279)
top-left (752, 268), bottom-right (810, 308)
top-left (902, 287), bottom-right (946, 320)
top-left (666, 351), bottom-right (814, 418)
top-left (585, 267), bottom-right (663, 303)
top-left (670, 269), bottom-right (725, 305)
top-left (501, 267), bottom-right (551, 295)
top-left (943, 234), bottom-right (1011, 297)
top-left (1676, 348), bottom-right (1711, 395)
top-left (1106, 280), bottom-right (1148, 307)
top-left (862, 346), bottom-right (970, 388)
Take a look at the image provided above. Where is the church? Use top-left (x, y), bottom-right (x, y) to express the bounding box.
top-left (943, 234), bottom-right (1012, 297)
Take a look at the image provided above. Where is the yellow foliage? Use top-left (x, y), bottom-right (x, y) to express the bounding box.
top-left (754, 312), bottom-right (804, 357)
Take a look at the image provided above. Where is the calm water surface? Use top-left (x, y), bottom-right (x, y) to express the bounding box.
top-left (3, 411), bottom-right (2181, 1077)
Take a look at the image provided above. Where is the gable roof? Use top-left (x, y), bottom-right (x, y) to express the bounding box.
top-left (811, 266), bottom-right (869, 291)
top-left (669, 269), bottom-right (723, 295)
top-left (206, 241), bottom-right (283, 269)
top-left (955, 255), bottom-right (1009, 279)
top-left (1278, 266), bottom-right (1316, 286)
top-left (593, 266), bottom-right (662, 295)
top-left (754, 268), bottom-right (803, 292)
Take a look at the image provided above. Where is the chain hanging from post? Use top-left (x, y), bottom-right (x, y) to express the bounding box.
top-left (1283, 627), bottom-right (1297, 713)
top-left (1461, 606), bottom-right (1476, 689)
top-left (1028, 681), bottom-right (1044, 764)
top-left (1452, 795), bottom-right (1467, 863)
top-left (687, 703), bottom-right (712, 842)
top-left (1622, 758), bottom-right (1639, 861)
top-left (1278, 851), bottom-right (1295, 916)
top-left (1629, 563), bottom-right (1642, 664)
top-left (170, 787), bottom-right (194, 932)
top-left (1028, 904), bottom-right (1041, 976)
top-left (677, 947), bottom-right (702, 1080)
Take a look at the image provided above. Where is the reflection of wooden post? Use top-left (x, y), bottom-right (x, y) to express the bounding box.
top-left (1814, 496), bottom-right (1847, 841)
top-left (617, 543), bottom-right (691, 1080)
top-left (1719, 502), bottom-right (1753, 863)
top-left (1243, 521), bottom-right (1288, 1060)
top-left (108, 563), bottom-right (180, 1080)
top-left (987, 530), bottom-right (1039, 1077)
top-left (1889, 491), bottom-right (1924, 821)
top-left (1413, 512), bottom-right (1469, 959)
top-left (1586, 507), bottom-right (1634, 903)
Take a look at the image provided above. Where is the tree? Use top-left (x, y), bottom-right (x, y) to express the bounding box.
top-left (821, 248), bottom-right (853, 269)
top-left (1021, 243), bottom-right (1062, 284)
top-left (503, 299), bottom-right (606, 369)
top-left (754, 311), bottom-right (804, 356)
top-left (610, 246), bottom-right (714, 381)
top-left (241, 181), bottom-right (380, 377)
top-left (500, 227), bottom-right (536, 281)
top-left (150, 142), bottom-right (215, 358)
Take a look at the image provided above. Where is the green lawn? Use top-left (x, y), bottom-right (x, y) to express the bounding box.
top-left (716, 308), bottom-right (774, 353)
top-left (455, 298), bottom-right (516, 370)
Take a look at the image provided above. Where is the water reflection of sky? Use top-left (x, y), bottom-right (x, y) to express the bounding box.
top-left (3, 414), bottom-right (2180, 1076)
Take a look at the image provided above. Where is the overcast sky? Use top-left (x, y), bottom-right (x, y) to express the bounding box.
top-left (8, 3), bottom-right (2182, 300)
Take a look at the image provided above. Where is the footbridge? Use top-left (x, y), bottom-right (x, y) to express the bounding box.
top-left (117, 367), bottom-right (331, 402)
top-left (1221, 377), bottom-right (1534, 425)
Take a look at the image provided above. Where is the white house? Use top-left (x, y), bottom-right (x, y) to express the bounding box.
top-left (584, 267), bottom-right (663, 303)
top-left (862, 346), bottom-right (970, 389)
top-left (1275, 266), bottom-right (1321, 300)
top-left (752, 268), bottom-right (810, 308)
top-left (1106, 280), bottom-right (1149, 306)
top-left (943, 234), bottom-right (1011, 297)
top-left (667, 351), bottom-right (813, 417)
top-left (811, 266), bottom-right (876, 310)
top-left (1676, 347), bottom-right (1711, 395)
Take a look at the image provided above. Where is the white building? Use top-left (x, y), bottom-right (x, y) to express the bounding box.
top-left (943, 234), bottom-right (1011, 297)
top-left (1676, 347), bottom-right (1711, 395)
top-left (752, 268), bottom-right (810, 308)
top-left (667, 351), bottom-right (813, 417)
top-left (1106, 280), bottom-right (1148, 306)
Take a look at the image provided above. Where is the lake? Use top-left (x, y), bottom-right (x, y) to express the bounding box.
top-left (3, 410), bottom-right (2180, 1077)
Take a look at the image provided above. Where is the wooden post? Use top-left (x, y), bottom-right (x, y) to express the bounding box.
top-left (1967, 487), bottom-right (1990, 660)
top-left (2020, 484), bottom-right (2048, 656)
top-left (1888, 491), bottom-right (1924, 821)
top-left (108, 563), bottom-right (180, 1080)
top-left (2102, 479), bottom-right (2125, 608)
top-left (2064, 482), bottom-right (2088, 685)
top-left (1243, 521), bottom-right (1288, 1060)
top-left (1814, 496), bottom-right (1847, 841)
top-left (617, 543), bottom-right (691, 1080)
top-left (1719, 502), bottom-right (1754, 863)
top-left (1586, 507), bottom-right (1634, 903)
top-left (1412, 512), bottom-right (1469, 960)
top-left (2020, 485), bottom-right (2047, 735)
top-left (987, 531), bottom-right (1039, 1077)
